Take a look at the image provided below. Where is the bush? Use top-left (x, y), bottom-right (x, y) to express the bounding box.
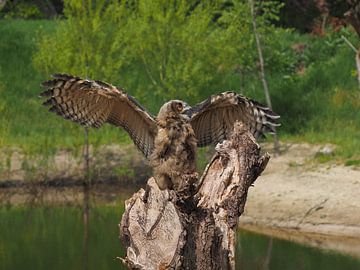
top-left (33, 0), bottom-right (286, 113)
top-left (1, 1), bottom-right (42, 19)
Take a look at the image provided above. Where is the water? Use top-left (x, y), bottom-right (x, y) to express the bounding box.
top-left (235, 232), bottom-right (360, 270)
top-left (1, 205), bottom-right (360, 270)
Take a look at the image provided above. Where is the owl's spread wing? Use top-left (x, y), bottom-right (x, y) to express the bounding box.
top-left (184, 92), bottom-right (280, 147)
top-left (40, 74), bottom-right (157, 158)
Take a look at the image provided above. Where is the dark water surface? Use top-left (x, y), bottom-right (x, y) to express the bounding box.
top-left (1, 205), bottom-right (360, 270)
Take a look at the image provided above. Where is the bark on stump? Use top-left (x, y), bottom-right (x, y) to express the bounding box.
top-left (119, 122), bottom-right (270, 270)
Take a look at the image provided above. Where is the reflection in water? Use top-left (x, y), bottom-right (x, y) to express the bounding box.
top-left (83, 127), bottom-right (90, 270)
top-left (82, 183), bottom-right (90, 270)
top-left (235, 231), bottom-right (360, 270)
top-left (262, 238), bottom-right (273, 270)
top-left (0, 191), bottom-right (360, 270)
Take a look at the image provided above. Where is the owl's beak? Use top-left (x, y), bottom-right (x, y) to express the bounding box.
top-left (180, 103), bottom-right (191, 119)
top-left (182, 104), bottom-right (191, 112)
top-left (181, 103), bottom-right (191, 114)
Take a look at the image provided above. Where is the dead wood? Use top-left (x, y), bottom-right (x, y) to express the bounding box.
top-left (119, 122), bottom-right (270, 270)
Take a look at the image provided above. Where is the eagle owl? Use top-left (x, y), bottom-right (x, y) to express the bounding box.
top-left (40, 74), bottom-right (279, 191)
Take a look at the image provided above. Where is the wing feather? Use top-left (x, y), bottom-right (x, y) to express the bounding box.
top-left (184, 92), bottom-right (280, 147)
top-left (40, 74), bottom-right (157, 158)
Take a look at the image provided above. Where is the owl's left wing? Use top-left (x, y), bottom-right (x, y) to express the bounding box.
top-left (184, 92), bottom-right (280, 147)
top-left (40, 74), bottom-right (157, 158)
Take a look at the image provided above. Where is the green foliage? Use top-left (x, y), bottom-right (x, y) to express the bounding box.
top-left (0, 68), bottom-right (7, 146)
top-left (33, 0), bottom-right (127, 80)
top-left (1, 1), bottom-right (42, 19)
top-left (344, 159), bottom-right (360, 167)
top-left (314, 152), bottom-right (334, 164)
top-left (225, 24), bottom-right (360, 161)
top-left (0, 0), bottom-right (63, 19)
top-left (33, 0), bottom-right (284, 113)
top-left (2, 2), bottom-right (360, 164)
top-left (0, 20), bottom-right (131, 156)
top-left (122, 0), bottom-right (232, 103)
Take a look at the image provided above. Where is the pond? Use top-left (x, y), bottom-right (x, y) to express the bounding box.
top-left (1, 200), bottom-right (360, 270)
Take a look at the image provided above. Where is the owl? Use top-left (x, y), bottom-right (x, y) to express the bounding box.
top-left (40, 74), bottom-right (279, 191)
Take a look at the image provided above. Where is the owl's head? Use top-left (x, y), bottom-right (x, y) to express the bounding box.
top-left (157, 100), bottom-right (190, 120)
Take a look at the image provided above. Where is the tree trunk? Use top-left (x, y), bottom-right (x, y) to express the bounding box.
top-left (345, 1), bottom-right (360, 86)
top-left (356, 51), bottom-right (360, 86)
top-left (345, 0), bottom-right (360, 38)
top-left (249, 0), bottom-right (280, 155)
top-left (0, 0), bottom-right (6, 12)
top-left (33, 0), bottom-right (58, 19)
top-left (119, 122), bottom-right (270, 269)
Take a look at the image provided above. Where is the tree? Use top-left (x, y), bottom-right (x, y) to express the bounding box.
top-left (0, 70), bottom-right (8, 147)
top-left (0, 0), bottom-right (62, 18)
top-left (344, 0), bottom-right (360, 85)
top-left (33, 0), bottom-right (126, 80)
top-left (34, 0), bottom-right (283, 113)
top-left (120, 123), bottom-right (270, 269)
top-left (0, 0), bottom-right (6, 11)
top-left (249, 0), bottom-right (280, 153)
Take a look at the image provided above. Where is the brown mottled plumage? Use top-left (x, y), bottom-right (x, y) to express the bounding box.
top-left (40, 74), bottom-right (280, 191)
top-left (149, 100), bottom-right (198, 190)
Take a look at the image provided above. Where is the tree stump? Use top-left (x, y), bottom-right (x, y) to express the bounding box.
top-left (119, 122), bottom-right (270, 269)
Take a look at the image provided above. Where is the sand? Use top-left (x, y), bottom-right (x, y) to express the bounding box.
top-left (240, 143), bottom-right (360, 257)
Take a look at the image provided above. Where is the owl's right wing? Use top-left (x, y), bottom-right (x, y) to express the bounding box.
top-left (40, 74), bottom-right (157, 158)
top-left (184, 92), bottom-right (280, 147)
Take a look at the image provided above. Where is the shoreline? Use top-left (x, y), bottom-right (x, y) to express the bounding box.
top-left (240, 143), bottom-right (360, 258)
top-left (1, 142), bottom-right (360, 258)
top-left (239, 221), bottom-right (360, 259)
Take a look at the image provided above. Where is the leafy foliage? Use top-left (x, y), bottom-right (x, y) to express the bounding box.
top-left (0, 67), bottom-right (8, 146)
top-left (0, 0), bottom-right (63, 19)
top-left (33, 0), bottom-right (285, 113)
top-left (1, 1), bottom-right (42, 19)
top-left (33, 0), bottom-right (126, 79)
top-left (1, 15), bottom-right (360, 162)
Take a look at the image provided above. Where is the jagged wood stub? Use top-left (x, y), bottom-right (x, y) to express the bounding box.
top-left (119, 122), bottom-right (270, 270)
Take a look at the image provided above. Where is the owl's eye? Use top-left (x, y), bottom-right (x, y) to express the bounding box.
top-left (176, 102), bottom-right (183, 111)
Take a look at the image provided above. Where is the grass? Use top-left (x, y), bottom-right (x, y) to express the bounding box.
top-left (0, 19), bottom-right (359, 165)
top-left (0, 20), bottom-right (131, 157)
top-left (237, 28), bottom-right (360, 163)
top-left (345, 159), bottom-right (360, 166)
top-left (280, 40), bottom-right (360, 163)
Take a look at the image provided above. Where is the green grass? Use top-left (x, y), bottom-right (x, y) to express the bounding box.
top-left (280, 36), bottom-right (360, 162)
top-left (234, 28), bottom-right (360, 162)
top-left (0, 20), bottom-right (131, 157)
top-left (0, 20), bottom-right (359, 164)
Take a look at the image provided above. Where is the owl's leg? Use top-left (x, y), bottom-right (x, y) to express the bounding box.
top-left (167, 171), bottom-right (185, 191)
top-left (170, 171), bottom-right (198, 191)
top-left (155, 174), bottom-right (173, 190)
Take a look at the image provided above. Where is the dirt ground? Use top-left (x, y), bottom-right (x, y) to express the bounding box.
top-left (240, 143), bottom-right (360, 257)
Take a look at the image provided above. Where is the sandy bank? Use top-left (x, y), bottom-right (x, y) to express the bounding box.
top-left (240, 143), bottom-right (360, 257)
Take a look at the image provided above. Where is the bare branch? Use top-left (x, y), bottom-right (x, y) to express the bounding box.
top-left (341, 35), bottom-right (358, 53)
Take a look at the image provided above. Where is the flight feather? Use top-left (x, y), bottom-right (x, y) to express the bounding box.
top-left (40, 74), bottom-right (157, 158)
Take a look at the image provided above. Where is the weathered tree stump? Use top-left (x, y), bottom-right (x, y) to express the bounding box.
top-left (119, 122), bottom-right (270, 269)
